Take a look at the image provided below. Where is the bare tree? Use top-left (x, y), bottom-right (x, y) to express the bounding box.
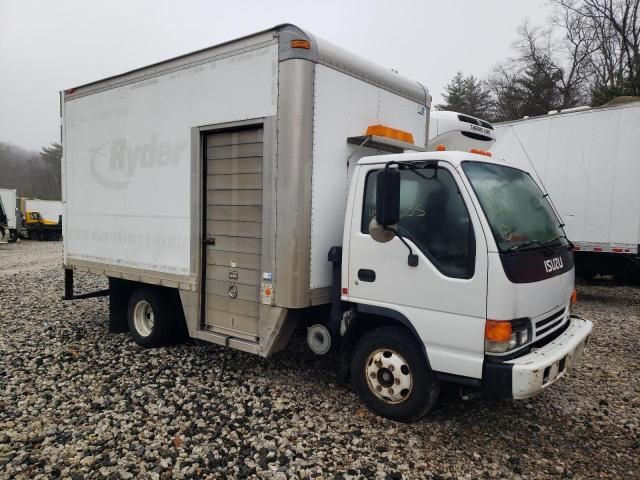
top-left (553, 0), bottom-right (640, 103)
top-left (486, 63), bottom-right (527, 121)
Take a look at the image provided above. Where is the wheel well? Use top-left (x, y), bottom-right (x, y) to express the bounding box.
top-left (108, 279), bottom-right (186, 335)
top-left (339, 309), bottom-right (430, 383)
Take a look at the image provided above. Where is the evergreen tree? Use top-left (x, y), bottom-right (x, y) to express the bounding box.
top-left (39, 142), bottom-right (63, 199)
top-left (517, 65), bottom-right (562, 116)
top-left (437, 72), bottom-right (494, 118)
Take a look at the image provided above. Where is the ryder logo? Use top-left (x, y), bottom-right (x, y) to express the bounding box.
top-left (89, 135), bottom-right (187, 189)
top-left (544, 257), bottom-right (564, 273)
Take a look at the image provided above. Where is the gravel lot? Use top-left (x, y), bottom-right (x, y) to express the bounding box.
top-left (1, 241), bottom-right (638, 480)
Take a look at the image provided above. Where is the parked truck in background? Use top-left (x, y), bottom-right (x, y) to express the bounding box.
top-left (491, 100), bottom-right (640, 280)
top-left (18, 198), bottom-right (63, 240)
top-left (0, 188), bottom-right (18, 242)
top-left (62, 24), bottom-right (592, 421)
top-left (0, 194), bottom-right (10, 244)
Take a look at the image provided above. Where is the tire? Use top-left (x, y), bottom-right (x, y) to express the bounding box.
top-left (127, 287), bottom-right (176, 348)
top-left (350, 326), bottom-right (440, 422)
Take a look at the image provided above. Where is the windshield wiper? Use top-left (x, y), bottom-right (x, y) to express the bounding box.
top-left (398, 160), bottom-right (438, 180)
top-left (543, 234), bottom-right (574, 250)
top-left (507, 239), bottom-right (555, 254)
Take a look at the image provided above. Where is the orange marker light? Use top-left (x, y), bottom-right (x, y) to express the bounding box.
top-left (571, 289), bottom-right (578, 305)
top-left (265, 288), bottom-right (272, 296)
top-left (485, 320), bottom-right (512, 342)
top-left (470, 148), bottom-right (492, 157)
top-left (291, 39), bottom-right (311, 49)
top-left (365, 125), bottom-right (414, 144)
top-left (436, 144), bottom-right (446, 151)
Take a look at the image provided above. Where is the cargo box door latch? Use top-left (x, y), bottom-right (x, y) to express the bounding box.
top-left (205, 236), bottom-right (216, 246)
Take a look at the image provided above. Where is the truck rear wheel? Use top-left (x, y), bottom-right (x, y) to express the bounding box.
top-left (127, 287), bottom-right (176, 348)
top-left (350, 326), bottom-right (440, 422)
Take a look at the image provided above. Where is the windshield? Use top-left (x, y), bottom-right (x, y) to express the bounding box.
top-left (462, 161), bottom-right (567, 252)
top-left (361, 164), bottom-right (475, 279)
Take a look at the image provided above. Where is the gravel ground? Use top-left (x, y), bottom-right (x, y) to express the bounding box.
top-left (1, 241), bottom-right (638, 480)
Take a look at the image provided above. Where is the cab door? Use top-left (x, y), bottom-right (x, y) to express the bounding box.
top-left (346, 162), bottom-right (488, 379)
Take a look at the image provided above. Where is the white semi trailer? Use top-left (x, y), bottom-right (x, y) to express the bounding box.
top-left (492, 101), bottom-right (640, 280)
top-left (62, 25), bottom-right (592, 421)
top-left (0, 188), bottom-right (17, 241)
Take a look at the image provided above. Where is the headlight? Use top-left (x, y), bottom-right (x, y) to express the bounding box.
top-left (485, 318), bottom-right (532, 354)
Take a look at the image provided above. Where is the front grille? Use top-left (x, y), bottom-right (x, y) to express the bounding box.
top-left (461, 131), bottom-right (493, 142)
top-left (457, 114), bottom-right (495, 131)
top-left (535, 307), bottom-right (566, 338)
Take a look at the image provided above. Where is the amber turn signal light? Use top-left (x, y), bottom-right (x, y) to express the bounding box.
top-left (485, 320), bottom-right (512, 342)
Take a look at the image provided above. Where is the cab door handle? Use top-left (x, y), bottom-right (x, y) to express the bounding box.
top-left (358, 269), bottom-right (376, 282)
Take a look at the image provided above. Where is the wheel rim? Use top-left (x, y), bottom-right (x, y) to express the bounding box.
top-left (365, 348), bottom-right (413, 404)
top-left (133, 300), bottom-right (155, 337)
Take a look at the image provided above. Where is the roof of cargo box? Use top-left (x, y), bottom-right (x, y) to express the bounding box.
top-left (63, 24), bottom-right (428, 105)
top-left (494, 98), bottom-right (640, 127)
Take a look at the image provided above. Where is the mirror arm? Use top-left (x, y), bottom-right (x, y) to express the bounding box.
top-left (388, 227), bottom-right (419, 267)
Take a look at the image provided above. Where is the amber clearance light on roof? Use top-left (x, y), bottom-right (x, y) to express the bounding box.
top-left (365, 125), bottom-right (414, 144)
top-left (290, 39), bottom-right (311, 49)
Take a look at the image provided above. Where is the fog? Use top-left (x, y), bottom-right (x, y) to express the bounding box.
top-left (0, 0), bottom-right (550, 150)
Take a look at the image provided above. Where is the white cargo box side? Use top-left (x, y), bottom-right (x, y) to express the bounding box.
top-left (310, 64), bottom-right (427, 292)
top-left (62, 33), bottom-right (278, 282)
top-left (61, 24), bottom-right (430, 355)
top-left (492, 103), bottom-right (640, 252)
top-left (0, 189), bottom-right (17, 229)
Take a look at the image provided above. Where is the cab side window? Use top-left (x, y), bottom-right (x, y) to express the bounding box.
top-left (361, 166), bottom-right (475, 279)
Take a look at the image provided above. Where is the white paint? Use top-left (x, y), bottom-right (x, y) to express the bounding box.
top-left (485, 252), bottom-right (574, 322)
top-left (310, 64), bottom-right (427, 289)
top-left (428, 110), bottom-right (495, 151)
top-left (492, 103), bottom-right (640, 248)
top-left (0, 189), bottom-right (17, 229)
top-left (63, 43), bottom-right (278, 275)
top-left (342, 158), bottom-right (488, 379)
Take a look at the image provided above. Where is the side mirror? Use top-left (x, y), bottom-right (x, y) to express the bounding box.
top-left (375, 166), bottom-right (400, 227)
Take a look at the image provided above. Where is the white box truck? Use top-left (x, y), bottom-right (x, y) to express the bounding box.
top-left (19, 198), bottom-right (63, 240)
top-left (25, 199), bottom-right (63, 224)
top-left (0, 188), bottom-right (17, 242)
top-left (62, 24), bottom-right (592, 421)
top-left (491, 101), bottom-right (640, 280)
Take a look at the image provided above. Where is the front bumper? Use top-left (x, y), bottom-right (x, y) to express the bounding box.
top-left (484, 316), bottom-right (593, 399)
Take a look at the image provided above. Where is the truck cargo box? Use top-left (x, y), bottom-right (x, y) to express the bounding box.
top-left (62, 24), bottom-right (429, 354)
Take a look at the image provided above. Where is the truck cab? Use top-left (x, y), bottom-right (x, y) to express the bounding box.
top-left (338, 148), bottom-right (592, 421)
top-left (24, 210), bottom-right (62, 241)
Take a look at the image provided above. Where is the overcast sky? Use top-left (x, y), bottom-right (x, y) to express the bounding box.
top-left (0, 0), bottom-right (551, 151)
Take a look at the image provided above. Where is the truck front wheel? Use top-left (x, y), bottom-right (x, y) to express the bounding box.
top-left (127, 287), bottom-right (176, 348)
top-left (350, 326), bottom-right (440, 422)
